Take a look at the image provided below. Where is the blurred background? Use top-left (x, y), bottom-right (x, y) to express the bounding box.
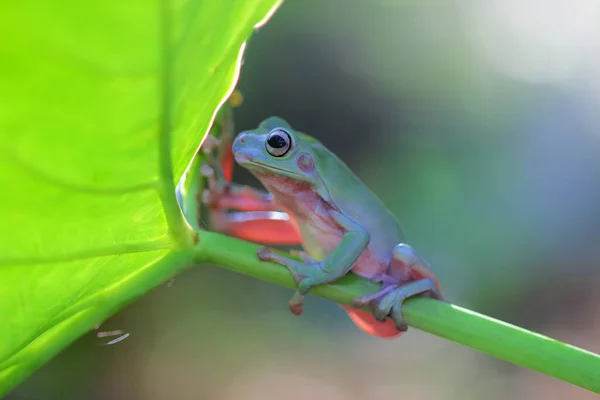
top-left (10, 0), bottom-right (600, 398)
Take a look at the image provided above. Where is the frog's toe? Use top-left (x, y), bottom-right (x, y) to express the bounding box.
top-left (288, 291), bottom-right (305, 316)
top-left (351, 284), bottom-right (396, 309)
top-left (201, 135), bottom-right (221, 154)
top-left (256, 247), bottom-right (313, 284)
top-left (390, 309), bottom-right (409, 332)
top-left (256, 245), bottom-right (274, 261)
top-left (388, 278), bottom-right (441, 330)
top-left (351, 297), bottom-right (367, 308)
top-left (257, 246), bottom-right (295, 269)
top-left (256, 248), bottom-right (331, 316)
top-left (372, 290), bottom-right (399, 321)
top-left (352, 278), bottom-right (441, 331)
top-left (199, 163), bottom-right (214, 178)
top-left (201, 188), bottom-right (211, 205)
top-left (290, 249), bottom-right (317, 263)
top-left (287, 273), bottom-right (326, 316)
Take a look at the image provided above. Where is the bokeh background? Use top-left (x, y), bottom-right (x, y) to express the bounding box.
top-left (10, 0), bottom-right (600, 399)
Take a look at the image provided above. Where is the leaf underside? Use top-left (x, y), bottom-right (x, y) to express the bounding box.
top-left (0, 0), bottom-right (281, 394)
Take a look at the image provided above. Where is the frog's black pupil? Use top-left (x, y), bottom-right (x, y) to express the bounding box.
top-left (268, 134), bottom-right (287, 149)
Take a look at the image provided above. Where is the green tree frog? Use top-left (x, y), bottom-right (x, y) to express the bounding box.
top-left (204, 117), bottom-right (444, 338)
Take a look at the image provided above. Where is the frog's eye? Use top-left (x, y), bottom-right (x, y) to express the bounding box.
top-left (265, 129), bottom-right (292, 157)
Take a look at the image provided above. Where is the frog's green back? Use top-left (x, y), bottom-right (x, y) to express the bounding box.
top-left (303, 133), bottom-right (405, 247)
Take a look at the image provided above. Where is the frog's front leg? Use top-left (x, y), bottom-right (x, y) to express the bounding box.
top-left (352, 243), bottom-right (444, 332)
top-left (257, 211), bottom-right (369, 315)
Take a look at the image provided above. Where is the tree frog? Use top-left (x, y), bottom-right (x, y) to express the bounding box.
top-left (204, 117), bottom-right (444, 338)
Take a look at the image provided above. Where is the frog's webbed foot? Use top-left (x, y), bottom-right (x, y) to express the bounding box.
top-left (200, 159), bottom-right (300, 244)
top-left (257, 246), bottom-right (327, 316)
top-left (352, 278), bottom-right (442, 331)
top-left (352, 243), bottom-right (444, 332)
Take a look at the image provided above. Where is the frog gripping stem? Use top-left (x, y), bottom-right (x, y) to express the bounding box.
top-left (350, 243), bottom-right (444, 336)
top-left (205, 117), bottom-right (446, 340)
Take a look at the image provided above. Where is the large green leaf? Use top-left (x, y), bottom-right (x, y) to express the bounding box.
top-left (0, 0), bottom-right (281, 394)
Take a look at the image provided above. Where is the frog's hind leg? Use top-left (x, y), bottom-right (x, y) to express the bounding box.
top-left (391, 244), bottom-right (443, 295)
top-left (351, 243), bottom-right (444, 334)
top-left (201, 144), bottom-right (302, 245)
top-left (209, 208), bottom-right (301, 245)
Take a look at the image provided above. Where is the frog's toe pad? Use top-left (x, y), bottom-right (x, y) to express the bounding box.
top-left (288, 292), bottom-right (305, 316)
top-left (351, 284), bottom-right (396, 309)
top-left (200, 164), bottom-right (214, 177)
top-left (393, 317), bottom-right (408, 332)
top-left (256, 246), bottom-right (274, 261)
top-left (351, 297), bottom-right (367, 308)
top-left (201, 189), bottom-right (211, 205)
top-left (201, 135), bottom-right (221, 154)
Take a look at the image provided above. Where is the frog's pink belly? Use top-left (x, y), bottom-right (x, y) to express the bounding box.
top-left (302, 223), bottom-right (390, 278)
top-left (351, 250), bottom-right (391, 278)
top-left (299, 219), bottom-right (341, 261)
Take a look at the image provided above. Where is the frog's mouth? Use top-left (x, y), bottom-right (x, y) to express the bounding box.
top-left (250, 162), bottom-right (303, 178)
top-left (233, 152), bottom-right (252, 164)
top-left (237, 156), bottom-right (304, 179)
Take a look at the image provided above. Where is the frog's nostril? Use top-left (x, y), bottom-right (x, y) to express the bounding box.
top-left (232, 133), bottom-right (249, 153)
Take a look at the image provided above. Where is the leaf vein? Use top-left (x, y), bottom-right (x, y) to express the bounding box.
top-left (0, 238), bottom-right (173, 267)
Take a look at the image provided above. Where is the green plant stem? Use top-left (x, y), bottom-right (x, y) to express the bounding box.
top-left (193, 229), bottom-right (600, 393)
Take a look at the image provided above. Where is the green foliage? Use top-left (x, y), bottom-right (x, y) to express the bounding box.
top-left (0, 0), bottom-right (281, 394)
top-left (2, 0), bottom-right (599, 396)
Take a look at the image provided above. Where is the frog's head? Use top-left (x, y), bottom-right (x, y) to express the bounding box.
top-left (232, 117), bottom-right (323, 186)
